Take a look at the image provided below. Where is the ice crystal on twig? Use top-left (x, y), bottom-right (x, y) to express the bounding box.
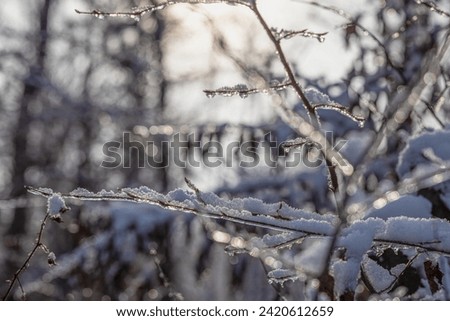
top-left (271, 27), bottom-right (327, 42)
top-left (313, 103), bottom-right (365, 128)
top-left (281, 137), bottom-right (320, 153)
top-left (75, 0), bottom-right (254, 21)
top-left (204, 81), bottom-right (291, 98)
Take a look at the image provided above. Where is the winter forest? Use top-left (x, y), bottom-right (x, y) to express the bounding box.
top-left (1, 0), bottom-right (450, 301)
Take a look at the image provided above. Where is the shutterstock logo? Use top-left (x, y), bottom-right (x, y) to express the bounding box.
top-left (101, 132), bottom-right (348, 169)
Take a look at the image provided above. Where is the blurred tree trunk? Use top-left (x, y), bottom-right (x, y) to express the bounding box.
top-left (153, 12), bottom-right (169, 192)
top-left (4, 0), bottom-right (52, 286)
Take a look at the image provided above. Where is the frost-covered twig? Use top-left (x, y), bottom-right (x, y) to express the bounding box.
top-left (75, 0), bottom-right (252, 21)
top-left (2, 193), bottom-right (69, 300)
top-left (203, 81), bottom-right (292, 99)
top-left (248, 2), bottom-right (318, 122)
top-left (204, 85), bottom-right (366, 127)
top-left (313, 103), bottom-right (365, 127)
top-left (270, 27), bottom-right (327, 42)
top-left (280, 137), bottom-right (319, 152)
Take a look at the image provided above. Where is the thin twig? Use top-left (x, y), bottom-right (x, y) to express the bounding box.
top-left (379, 251), bottom-right (421, 294)
top-left (75, 0), bottom-right (252, 20)
top-left (419, 98), bottom-right (446, 129)
top-left (184, 177), bottom-right (207, 205)
top-left (249, 2), bottom-right (318, 124)
top-left (2, 210), bottom-right (51, 300)
top-left (271, 27), bottom-right (327, 42)
top-left (150, 248), bottom-right (184, 300)
top-left (203, 81), bottom-right (292, 98)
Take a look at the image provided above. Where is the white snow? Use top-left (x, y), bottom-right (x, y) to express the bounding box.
top-left (305, 87), bottom-right (335, 105)
top-left (47, 252), bottom-right (57, 266)
top-left (365, 195), bottom-right (432, 220)
top-left (332, 258), bottom-right (361, 296)
top-left (397, 129), bottom-right (450, 178)
top-left (361, 258), bottom-right (395, 293)
top-left (339, 218), bottom-right (384, 257)
top-left (261, 232), bottom-right (306, 248)
top-left (47, 194), bottom-right (67, 216)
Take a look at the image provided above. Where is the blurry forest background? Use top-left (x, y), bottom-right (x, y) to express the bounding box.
top-left (1, 0), bottom-right (450, 300)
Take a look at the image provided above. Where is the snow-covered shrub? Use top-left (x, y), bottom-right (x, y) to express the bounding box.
top-left (2, 0), bottom-right (450, 300)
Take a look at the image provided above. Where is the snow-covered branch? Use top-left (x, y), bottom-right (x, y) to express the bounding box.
top-left (26, 185), bottom-right (336, 236)
top-left (25, 184), bottom-right (450, 298)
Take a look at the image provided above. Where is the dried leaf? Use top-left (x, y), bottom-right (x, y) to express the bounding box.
top-left (424, 260), bottom-right (443, 294)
